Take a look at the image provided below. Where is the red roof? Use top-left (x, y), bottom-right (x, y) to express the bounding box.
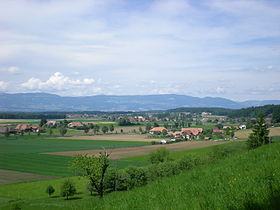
top-left (16, 124), bottom-right (30, 131)
top-left (181, 128), bottom-right (203, 136)
top-left (150, 127), bottom-right (167, 132)
top-left (213, 129), bottom-right (225, 133)
top-left (68, 122), bottom-right (83, 127)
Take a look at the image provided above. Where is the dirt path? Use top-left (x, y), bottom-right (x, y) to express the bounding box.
top-left (0, 169), bottom-right (56, 185)
top-left (44, 141), bottom-right (228, 159)
top-left (54, 134), bottom-right (159, 142)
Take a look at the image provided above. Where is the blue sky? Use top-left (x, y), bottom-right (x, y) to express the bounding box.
top-left (0, 0), bottom-right (280, 101)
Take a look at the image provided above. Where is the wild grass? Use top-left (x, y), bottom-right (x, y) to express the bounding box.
top-left (1, 141), bottom-right (279, 209)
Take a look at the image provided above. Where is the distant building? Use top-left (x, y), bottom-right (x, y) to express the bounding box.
top-left (149, 127), bottom-right (167, 135)
top-left (68, 122), bottom-right (84, 128)
top-left (239, 125), bottom-right (246, 130)
top-left (212, 129), bottom-right (225, 134)
top-left (181, 128), bottom-right (203, 136)
top-left (46, 120), bottom-right (59, 127)
top-left (16, 124), bottom-right (31, 132)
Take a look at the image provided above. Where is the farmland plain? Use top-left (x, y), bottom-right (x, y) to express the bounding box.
top-left (0, 138), bottom-right (149, 178)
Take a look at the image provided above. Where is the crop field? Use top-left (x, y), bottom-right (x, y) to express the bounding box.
top-left (46, 140), bottom-right (227, 159)
top-left (0, 141), bottom-right (279, 209)
top-left (0, 169), bottom-right (56, 185)
top-left (0, 138), bottom-right (149, 179)
top-left (55, 134), bottom-right (157, 142)
top-left (235, 127), bottom-right (280, 139)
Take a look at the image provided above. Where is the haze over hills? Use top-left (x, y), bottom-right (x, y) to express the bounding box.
top-left (0, 92), bottom-right (280, 112)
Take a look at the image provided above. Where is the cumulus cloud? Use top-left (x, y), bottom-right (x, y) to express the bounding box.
top-left (21, 72), bottom-right (95, 91)
top-left (216, 87), bottom-right (225, 94)
top-left (0, 66), bottom-right (20, 74)
top-left (267, 65), bottom-right (273, 70)
top-left (0, 81), bottom-right (8, 90)
top-left (0, 0), bottom-right (279, 100)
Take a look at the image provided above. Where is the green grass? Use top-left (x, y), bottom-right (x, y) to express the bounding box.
top-left (0, 138), bottom-right (149, 176)
top-left (1, 142), bottom-right (279, 209)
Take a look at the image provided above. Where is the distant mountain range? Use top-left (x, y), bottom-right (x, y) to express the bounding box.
top-left (0, 92), bottom-right (280, 112)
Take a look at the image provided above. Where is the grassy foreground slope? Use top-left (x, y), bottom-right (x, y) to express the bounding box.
top-left (1, 142), bottom-right (280, 209)
top-left (82, 142), bottom-right (280, 210)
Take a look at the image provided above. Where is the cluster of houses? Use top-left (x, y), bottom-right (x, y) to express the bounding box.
top-left (0, 124), bottom-right (43, 135)
top-left (149, 127), bottom-right (204, 140)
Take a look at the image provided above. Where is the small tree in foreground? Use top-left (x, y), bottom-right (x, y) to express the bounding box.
top-left (247, 113), bottom-right (270, 149)
top-left (46, 185), bottom-right (55, 197)
top-left (61, 179), bottom-right (76, 200)
top-left (71, 151), bottom-right (110, 198)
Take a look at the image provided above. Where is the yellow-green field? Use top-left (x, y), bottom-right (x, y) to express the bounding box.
top-left (235, 127), bottom-right (280, 139)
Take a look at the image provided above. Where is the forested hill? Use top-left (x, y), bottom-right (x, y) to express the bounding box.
top-left (167, 107), bottom-right (232, 115)
top-left (1, 92), bottom-right (280, 112)
top-left (169, 105), bottom-right (280, 121)
top-left (228, 104), bottom-right (280, 120)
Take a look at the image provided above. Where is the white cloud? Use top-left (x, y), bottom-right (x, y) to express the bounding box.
top-left (0, 81), bottom-right (8, 90)
top-left (0, 66), bottom-right (20, 74)
top-left (7, 66), bottom-right (20, 73)
top-left (0, 0), bottom-right (279, 100)
top-left (267, 65), bottom-right (273, 70)
top-left (216, 87), bottom-right (225, 94)
top-left (21, 72), bottom-right (95, 91)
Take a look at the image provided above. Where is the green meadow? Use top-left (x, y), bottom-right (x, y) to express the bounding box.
top-left (0, 141), bottom-right (279, 209)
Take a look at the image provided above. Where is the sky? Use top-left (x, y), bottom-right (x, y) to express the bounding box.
top-left (0, 0), bottom-right (280, 101)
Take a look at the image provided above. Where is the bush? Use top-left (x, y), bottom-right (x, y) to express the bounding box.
top-left (45, 185), bottom-right (55, 197)
top-left (114, 169), bottom-right (130, 191)
top-left (125, 167), bottom-right (148, 190)
top-left (149, 148), bottom-right (172, 164)
top-left (105, 168), bottom-right (119, 192)
top-left (177, 154), bottom-right (201, 171)
top-left (61, 179), bottom-right (76, 200)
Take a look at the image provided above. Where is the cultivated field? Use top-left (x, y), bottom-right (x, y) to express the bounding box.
top-left (45, 140), bottom-right (227, 159)
top-left (0, 169), bottom-right (55, 185)
top-left (55, 134), bottom-right (157, 142)
top-left (0, 138), bottom-right (149, 178)
top-left (235, 127), bottom-right (280, 139)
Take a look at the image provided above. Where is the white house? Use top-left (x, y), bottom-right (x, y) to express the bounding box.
top-left (239, 124), bottom-right (246, 130)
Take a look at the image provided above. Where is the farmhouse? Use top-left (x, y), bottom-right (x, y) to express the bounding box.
top-left (239, 124), bottom-right (246, 130)
top-left (30, 126), bottom-right (43, 133)
top-left (181, 128), bottom-right (203, 136)
top-left (46, 120), bottom-right (59, 127)
top-left (0, 127), bottom-right (11, 134)
top-left (212, 129), bottom-right (225, 134)
top-left (149, 127), bottom-right (167, 134)
top-left (68, 122), bottom-right (83, 128)
top-left (168, 128), bottom-right (203, 140)
top-left (15, 124), bottom-right (31, 132)
top-left (0, 127), bottom-right (19, 135)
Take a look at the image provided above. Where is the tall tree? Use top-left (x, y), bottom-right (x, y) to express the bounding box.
top-left (109, 124), bottom-right (114, 133)
top-left (102, 126), bottom-right (108, 134)
top-left (272, 107), bottom-right (280, 123)
top-left (247, 113), bottom-right (270, 149)
top-left (145, 123), bottom-right (152, 131)
top-left (71, 152), bottom-right (110, 198)
top-left (40, 119), bottom-right (47, 127)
